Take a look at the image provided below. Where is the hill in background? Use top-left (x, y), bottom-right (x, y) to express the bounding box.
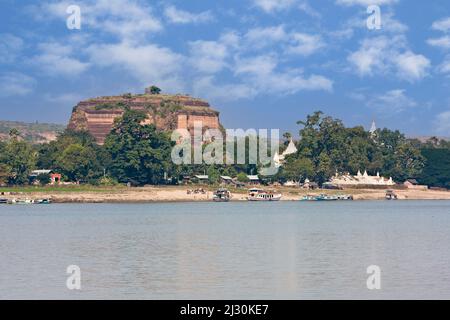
top-left (0, 120), bottom-right (65, 144)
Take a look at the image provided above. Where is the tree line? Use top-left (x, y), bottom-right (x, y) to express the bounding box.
top-left (0, 109), bottom-right (448, 188)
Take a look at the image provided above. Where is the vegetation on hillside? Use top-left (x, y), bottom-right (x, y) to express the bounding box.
top-left (0, 110), bottom-right (448, 188)
top-left (0, 120), bottom-right (64, 143)
top-left (277, 111), bottom-right (425, 184)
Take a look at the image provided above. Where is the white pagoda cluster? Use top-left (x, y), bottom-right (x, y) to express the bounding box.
top-left (274, 139), bottom-right (298, 168)
top-left (330, 170), bottom-right (395, 186)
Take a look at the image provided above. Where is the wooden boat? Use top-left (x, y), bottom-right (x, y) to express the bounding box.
top-left (337, 195), bottom-right (354, 201)
top-left (213, 189), bottom-right (231, 202)
top-left (247, 188), bottom-right (282, 201)
top-left (300, 194), bottom-right (353, 201)
top-left (9, 198), bottom-right (34, 204)
top-left (385, 190), bottom-right (398, 200)
top-left (316, 194), bottom-right (339, 201)
top-left (300, 195), bottom-right (319, 201)
top-left (35, 199), bottom-right (52, 204)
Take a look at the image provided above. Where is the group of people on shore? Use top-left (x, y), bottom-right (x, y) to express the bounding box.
top-left (186, 188), bottom-right (207, 195)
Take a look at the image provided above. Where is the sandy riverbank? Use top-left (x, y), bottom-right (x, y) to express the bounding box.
top-left (1, 186), bottom-right (450, 203)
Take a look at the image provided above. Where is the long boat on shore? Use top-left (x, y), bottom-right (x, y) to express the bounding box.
top-left (247, 188), bottom-right (282, 201)
top-left (212, 189), bottom-right (231, 202)
top-left (4, 198), bottom-right (52, 205)
top-left (300, 194), bottom-right (353, 201)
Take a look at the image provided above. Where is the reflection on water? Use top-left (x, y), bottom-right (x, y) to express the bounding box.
top-left (1, 201), bottom-right (450, 299)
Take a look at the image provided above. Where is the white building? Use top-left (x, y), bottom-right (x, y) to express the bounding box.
top-left (329, 170), bottom-right (395, 187)
top-left (369, 120), bottom-right (377, 135)
top-left (274, 139), bottom-right (298, 168)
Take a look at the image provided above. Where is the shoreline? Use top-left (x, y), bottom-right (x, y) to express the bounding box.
top-left (2, 186), bottom-right (450, 203)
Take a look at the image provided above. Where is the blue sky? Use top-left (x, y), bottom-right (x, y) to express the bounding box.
top-left (0, 0), bottom-right (449, 137)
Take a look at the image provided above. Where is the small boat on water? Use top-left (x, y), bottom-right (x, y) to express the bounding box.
top-left (9, 198), bottom-right (34, 205)
top-left (301, 195), bottom-right (319, 201)
top-left (35, 199), bottom-right (52, 204)
top-left (337, 195), bottom-right (353, 200)
top-left (247, 188), bottom-right (282, 201)
top-left (213, 189), bottom-right (231, 202)
top-left (317, 194), bottom-right (339, 201)
top-left (0, 198), bottom-right (8, 204)
top-left (301, 194), bottom-right (353, 201)
top-left (6, 198), bottom-right (53, 204)
top-left (385, 190), bottom-right (398, 200)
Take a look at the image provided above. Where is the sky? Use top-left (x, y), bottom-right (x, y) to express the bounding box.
top-left (0, 0), bottom-right (449, 137)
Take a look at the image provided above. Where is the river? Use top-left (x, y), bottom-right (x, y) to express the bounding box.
top-left (1, 201), bottom-right (450, 299)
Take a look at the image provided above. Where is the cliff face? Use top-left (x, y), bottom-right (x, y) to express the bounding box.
top-left (67, 90), bottom-right (222, 144)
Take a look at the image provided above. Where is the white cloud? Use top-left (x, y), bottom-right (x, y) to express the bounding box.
top-left (252, 0), bottom-right (321, 17)
top-left (189, 29), bottom-right (332, 101)
top-left (164, 5), bottom-right (213, 24)
top-left (234, 55), bottom-right (278, 76)
top-left (193, 52), bottom-right (333, 101)
top-left (394, 51), bottom-right (430, 81)
top-left (243, 26), bottom-right (325, 56)
top-left (244, 26), bottom-right (288, 48)
top-left (32, 42), bottom-right (89, 77)
top-left (233, 55), bottom-right (333, 94)
top-left (188, 40), bottom-right (229, 74)
top-left (427, 36), bottom-right (450, 49)
top-left (432, 17), bottom-right (450, 33)
top-left (367, 89), bottom-right (417, 113)
top-left (36, 0), bottom-right (162, 42)
top-left (287, 33), bottom-right (325, 56)
top-left (0, 34), bottom-right (24, 64)
top-left (86, 41), bottom-right (184, 91)
top-left (28, 2), bottom-right (331, 102)
top-left (336, 0), bottom-right (398, 6)
top-left (193, 76), bottom-right (256, 101)
top-left (44, 93), bottom-right (84, 105)
top-left (348, 36), bottom-right (430, 81)
top-left (252, 0), bottom-right (296, 13)
top-left (0, 72), bottom-right (36, 97)
top-left (348, 37), bottom-right (391, 75)
top-left (382, 12), bottom-right (409, 33)
top-left (298, 1), bottom-right (321, 18)
top-left (342, 11), bottom-right (407, 34)
top-left (438, 56), bottom-right (450, 75)
top-left (434, 110), bottom-right (450, 135)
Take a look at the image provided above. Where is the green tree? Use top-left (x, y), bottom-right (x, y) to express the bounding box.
top-left (280, 157), bottom-right (314, 182)
top-left (57, 143), bottom-right (101, 183)
top-left (0, 136), bottom-right (36, 185)
top-left (149, 86), bottom-right (161, 95)
top-left (37, 129), bottom-right (107, 183)
top-left (104, 109), bottom-right (174, 185)
top-left (236, 172), bottom-right (249, 183)
top-left (418, 149), bottom-right (450, 188)
top-left (293, 111), bottom-right (425, 184)
top-left (0, 163), bottom-right (12, 185)
top-left (9, 128), bottom-right (20, 139)
top-left (207, 166), bottom-right (220, 184)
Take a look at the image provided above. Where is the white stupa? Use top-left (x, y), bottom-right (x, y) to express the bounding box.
top-left (369, 120), bottom-right (377, 135)
top-left (330, 169), bottom-right (395, 186)
top-left (274, 139), bottom-right (298, 168)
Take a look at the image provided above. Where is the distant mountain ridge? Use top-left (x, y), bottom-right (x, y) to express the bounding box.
top-left (0, 120), bottom-right (65, 143)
